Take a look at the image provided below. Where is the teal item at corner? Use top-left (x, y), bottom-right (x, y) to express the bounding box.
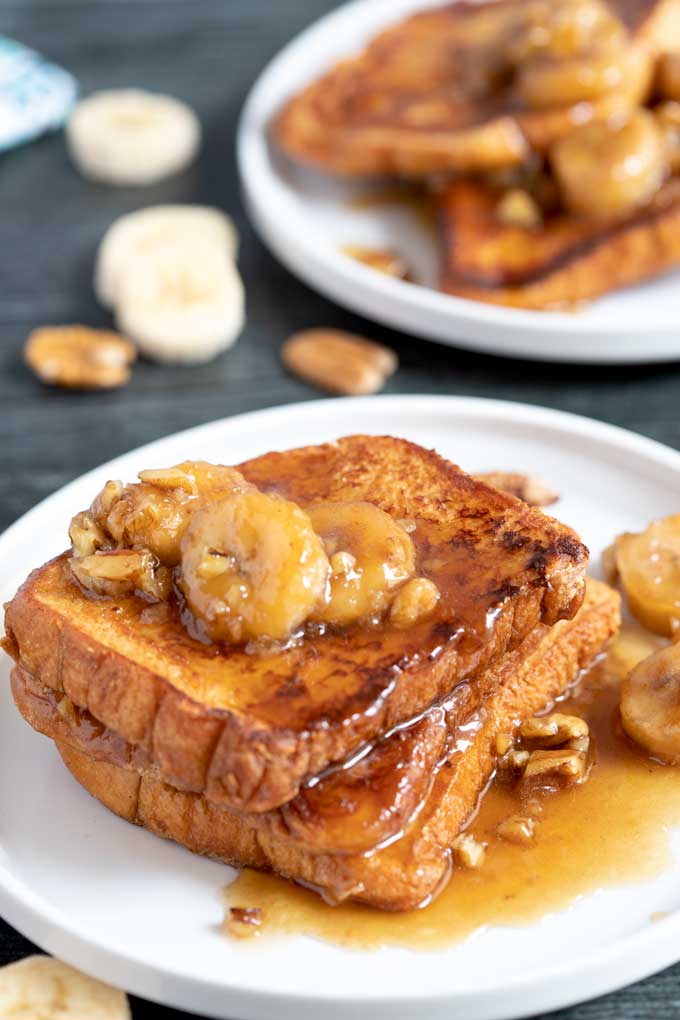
top-left (0, 36), bottom-right (77, 151)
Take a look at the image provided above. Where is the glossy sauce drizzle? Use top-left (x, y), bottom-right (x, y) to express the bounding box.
top-left (346, 182), bottom-right (437, 236)
top-left (224, 622), bottom-right (680, 949)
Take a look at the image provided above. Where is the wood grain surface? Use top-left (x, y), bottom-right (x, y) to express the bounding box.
top-left (1, 0), bottom-right (679, 1017)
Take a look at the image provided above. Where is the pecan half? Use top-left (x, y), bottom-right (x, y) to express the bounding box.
top-left (474, 471), bottom-right (559, 507)
top-left (281, 328), bottom-right (398, 396)
top-left (25, 325), bottom-right (136, 389)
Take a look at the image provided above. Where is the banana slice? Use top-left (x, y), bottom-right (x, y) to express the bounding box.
top-left (621, 642), bottom-right (680, 763)
top-left (95, 205), bottom-right (238, 308)
top-left (308, 500), bottom-right (416, 626)
top-left (552, 110), bottom-right (667, 219)
top-left (615, 514), bottom-right (680, 635)
top-left (115, 242), bottom-right (245, 363)
top-left (66, 88), bottom-right (201, 185)
top-left (0, 955), bottom-right (130, 1019)
top-left (180, 490), bottom-right (330, 642)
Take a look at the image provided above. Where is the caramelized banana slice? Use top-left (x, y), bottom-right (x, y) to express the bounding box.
top-left (90, 461), bottom-right (252, 565)
top-left (510, 0), bottom-right (625, 63)
top-left (308, 501), bottom-right (415, 626)
top-left (518, 49), bottom-right (630, 109)
top-left (515, 1), bottom-right (632, 108)
top-left (551, 110), bottom-right (667, 219)
top-left (180, 491), bottom-right (330, 643)
top-left (621, 642), bottom-right (680, 763)
top-left (615, 514), bottom-right (680, 636)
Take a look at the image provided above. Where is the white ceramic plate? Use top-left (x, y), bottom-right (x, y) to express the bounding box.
top-left (2, 395), bottom-right (680, 1020)
top-left (237, 0), bottom-right (680, 364)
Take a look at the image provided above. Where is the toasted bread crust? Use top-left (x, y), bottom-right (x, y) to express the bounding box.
top-left (274, 0), bottom-right (673, 178)
top-left (3, 436), bottom-right (587, 813)
top-left (439, 179), bottom-right (680, 309)
top-left (51, 580), bottom-right (620, 910)
top-left (10, 638), bottom-right (505, 857)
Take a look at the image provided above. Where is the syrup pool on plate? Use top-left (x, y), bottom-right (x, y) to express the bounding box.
top-left (224, 621), bottom-right (680, 950)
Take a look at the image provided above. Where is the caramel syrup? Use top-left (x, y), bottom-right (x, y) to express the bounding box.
top-left (346, 183), bottom-right (437, 236)
top-left (224, 622), bottom-right (680, 949)
top-left (339, 245), bottom-right (409, 279)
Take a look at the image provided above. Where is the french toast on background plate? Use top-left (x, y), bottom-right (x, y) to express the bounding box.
top-left (275, 0), bottom-right (676, 177)
top-left (274, 0), bottom-right (680, 310)
top-left (438, 177), bottom-right (680, 308)
top-left (2, 433), bottom-right (611, 910)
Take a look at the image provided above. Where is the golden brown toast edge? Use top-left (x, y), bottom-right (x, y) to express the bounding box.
top-left (10, 606), bottom-right (544, 859)
top-left (3, 436), bottom-right (587, 814)
top-left (273, 0), bottom-right (674, 178)
top-left (438, 178), bottom-right (680, 309)
top-left (52, 579), bottom-right (621, 911)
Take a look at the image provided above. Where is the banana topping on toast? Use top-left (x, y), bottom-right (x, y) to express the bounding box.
top-left (70, 461), bottom-right (428, 640)
top-left (64, 441), bottom-right (582, 648)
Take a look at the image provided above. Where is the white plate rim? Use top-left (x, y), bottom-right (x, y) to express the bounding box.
top-left (2, 394), bottom-right (680, 1020)
top-left (236, 0), bottom-right (680, 364)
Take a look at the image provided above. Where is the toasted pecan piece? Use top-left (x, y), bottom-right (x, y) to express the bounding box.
top-left (24, 325), bottom-right (136, 389)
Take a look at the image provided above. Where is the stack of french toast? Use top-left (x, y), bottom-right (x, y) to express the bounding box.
top-left (2, 436), bottom-right (621, 910)
top-left (275, 0), bottom-right (680, 309)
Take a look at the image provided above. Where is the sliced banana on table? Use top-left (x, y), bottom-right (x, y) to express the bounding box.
top-left (95, 204), bottom-right (238, 308)
top-left (115, 241), bottom-right (244, 364)
top-left (66, 88), bottom-right (201, 185)
top-left (0, 955), bottom-right (130, 1020)
top-left (94, 202), bottom-right (243, 364)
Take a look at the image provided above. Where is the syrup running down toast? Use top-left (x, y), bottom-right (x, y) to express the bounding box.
top-left (9, 580), bottom-right (619, 910)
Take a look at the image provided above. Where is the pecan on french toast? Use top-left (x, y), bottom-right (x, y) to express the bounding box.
top-left (274, 0), bottom-right (677, 178)
top-left (438, 176), bottom-right (680, 309)
top-left (10, 580), bottom-right (620, 910)
top-left (2, 436), bottom-right (588, 816)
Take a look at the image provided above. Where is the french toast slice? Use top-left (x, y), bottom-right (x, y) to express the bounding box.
top-left (274, 0), bottom-right (677, 178)
top-left (3, 436), bottom-right (588, 815)
top-left (438, 177), bottom-right (680, 308)
top-left (16, 580), bottom-right (619, 910)
top-left (11, 637), bottom-right (505, 858)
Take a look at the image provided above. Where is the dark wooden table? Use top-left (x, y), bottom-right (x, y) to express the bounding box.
top-left (1, 1), bottom-right (679, 1017)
